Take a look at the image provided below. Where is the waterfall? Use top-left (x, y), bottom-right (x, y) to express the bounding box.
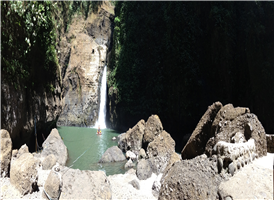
top-left (95, 65), bottom-right (107, 129)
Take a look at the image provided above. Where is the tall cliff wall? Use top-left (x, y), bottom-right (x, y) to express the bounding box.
top-left (57, 3), bottom-right (114, 127)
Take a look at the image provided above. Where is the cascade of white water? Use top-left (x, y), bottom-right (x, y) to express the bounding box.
top-left (95, 66), bottom-right (107, 129)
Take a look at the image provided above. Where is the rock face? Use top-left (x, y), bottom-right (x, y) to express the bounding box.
top-left (266, 134), bottom-right (274, 153)
top-left (159, 155), bottom-right (223, 200)
top-left (99, 146), bottom-right (126, 163)
top-left (118, 119), bottom-right (146, 154)
top-left (136, 159), bottom-right (152, 180)
top-left (143, 115), bottom-right (163, 145)
top-left (60, 168), bottom-right (112, 199)
top-left (0, 129), bottom-right (12, 176)
top-left (10, 153), bottom-right (38, 195)
top-left (147, 131), bottom-right (176, 174)
top-left (57, 2), bottom-right (114, 127)
top-left (181, 101), bottom-right (223, 160)
top-left (41, 128), bottom-right (68, 166)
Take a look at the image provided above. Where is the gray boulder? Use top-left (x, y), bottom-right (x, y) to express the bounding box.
top-left (42, 154), bottom-right (57, 170)
top-left (41, 128), bottom-right (68, 166)
top-left (99, 146), bottom-right (126, 163)
top-left (147, 131), bottom-right (176, 174)
top-left (159, 155), bottom-right (223, 200)
top-left (143, 115), bottom-right (163, 145)
top-left (10, 153), bottom-right (38, 195)
top-left (0, 129), bottom-right (12, 176)
top-left (60, 168), bottom-right (112, 199)
top-left (118, 119), bottom-right (145, 154)
top-left (43, 170), bottom-right (61, 200)
top-left (136, 159), bottom-right (152, 180)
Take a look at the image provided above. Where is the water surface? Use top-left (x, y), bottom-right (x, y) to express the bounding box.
top-left (58, 126), bottom-right (127, 175)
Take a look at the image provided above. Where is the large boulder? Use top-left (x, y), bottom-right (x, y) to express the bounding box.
top-left (206, 105), bottom-right (267, 158)
top-left (147, 131), bottom-right (176, 174)
top-left (181, 102), bottom-right (223, 160)
top-left (41, 128), bottom-right (68, 166)
top-left (10, 153), bottom-right (38, 195)
top-left (43, 169), bottom-right (61, 200)
top-left (143, 115), bottom-right (163, 146)
top-left (60, 168), bottom-right (112, 199)
top-left (0, 129), bottom-right (12, 176)
top-left (99, 146), bottom-right (126, 163)
top-left (136, 159), bottom-right (152, 180)
top-left (159, 154), bottom-right (223, 200)
top-left (42, 154), bottom-right (57, 170)
top-left (118, 119), bottom-right (145, 154)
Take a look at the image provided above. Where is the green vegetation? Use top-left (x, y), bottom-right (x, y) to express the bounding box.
top-left (108, 2), bottom-right (274, 146)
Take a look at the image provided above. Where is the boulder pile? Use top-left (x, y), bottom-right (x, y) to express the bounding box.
top-left (159, 102), bottom-right (269, 200)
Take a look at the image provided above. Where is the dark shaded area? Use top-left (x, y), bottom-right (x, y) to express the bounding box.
top-left (107, 2), bottom-right (274, 152)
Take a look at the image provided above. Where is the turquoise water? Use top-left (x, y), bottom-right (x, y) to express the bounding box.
top-left (58, 126), bottom-right (127, 176)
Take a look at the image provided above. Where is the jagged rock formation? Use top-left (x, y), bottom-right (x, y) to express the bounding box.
top-left (57, 2), bottom-right (114, 127)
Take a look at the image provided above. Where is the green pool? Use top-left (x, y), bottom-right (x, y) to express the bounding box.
top-left (58, 126), bottom-right (127, 176)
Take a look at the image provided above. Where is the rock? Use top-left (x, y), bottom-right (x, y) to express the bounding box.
top-left (207, 104), bottom-right (267, 158)
top-left (266, 134), bottom-right (274, 153)
top-left (99, 146), bottom-right (126, 163)
top-left (143, 115), bottom-right (163, 145)
top-left (43, 170), bottom-right (61, 200)
top-left (41, 128), bottom-right (68, 166)
top-left (125, 168), bottom-right (136, 175)
top-left (138, 148), bottom-right (147, 160)
top-left (126, 150), bottom-right (137, 161)
top-left (112, 136), bottom-right (117, 141)
top-left (17, 144), bottom-right (29, 158)
top-left (60, 168), bottom-right (112, 199)
top-left (10, 153), bottom-right (38, 195)
top-left (147, 131), bottom-right (176, 174)
top-left (231, 132), bottom-right (246, 143)
top-left (218, 157), bottom-right (223, 173)
top-left (125, 159), bottom-right (135, 169)
top-left (181, 102), bottom-right (223, 159)
top-left (118, 120), bottom-right (146, 154)
top-left (136, 159), bottom-right (152, 180)
top-left (42, 154), bottom-right (57, 170)
top-left (37, 168), bottom-right (51, 188)
top-left (0, 129), bottom-right (12, 176)
top-left (129, 179), bottom-right (140, 190)
top-left (159, 155), bottom-right (223, 200)
top-left (228, 162), bottom-right (236, 176)
top-left (152, 173), bottom-right (163, 197)
top-left (163, 152), bottom-right (181, 175)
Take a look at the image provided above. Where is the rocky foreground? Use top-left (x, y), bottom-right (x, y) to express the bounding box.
top-left (1, 102), bottom-right (274, 199)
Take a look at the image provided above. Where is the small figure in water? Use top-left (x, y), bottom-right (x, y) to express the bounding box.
top-left (97, 125), bottom-right (102, 135)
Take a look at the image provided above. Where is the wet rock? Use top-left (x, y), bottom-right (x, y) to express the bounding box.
top-left (0, 129), bottom-right (12, 176)
top-left (129, 179), bottom-right (140, 190)
top-left (136, 159), bottom-right (152, 180)
top-left (99, 146), bottom-right (126, 163)
top-left (41, 128), bottom-right (68, 166)
top-left (10, 153), bottom-right (38, 195)
top-left (60, 168), bottom-right (112, 199)
top-left (42, 154), bottom-right (57, 170)
top-left (181, 102), bottom-right (223, 159)
top-left (147, 131), bottom-right (175, 174)
top-left (143, 115), bottom-right (163, 145)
